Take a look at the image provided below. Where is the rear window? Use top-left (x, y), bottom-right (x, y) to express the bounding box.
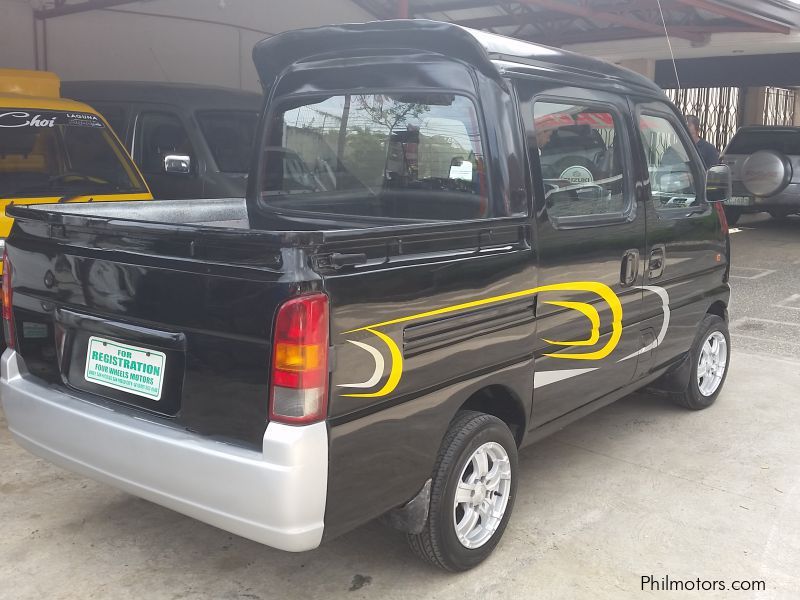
top-left (726, 129), bottom-right (800, 155)
top-left (197, 110), bottom-right (258, 173)
top-left (259, 93), bottom-right (492, 222)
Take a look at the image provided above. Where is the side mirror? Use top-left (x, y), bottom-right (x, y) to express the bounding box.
top-left (164, 154), bottom-right (191, 175)
top-left (706, 164), bottom-right (732, 203)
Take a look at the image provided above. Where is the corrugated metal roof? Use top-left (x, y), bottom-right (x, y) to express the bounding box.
top-left (353, 0), bottom-right (800, 46)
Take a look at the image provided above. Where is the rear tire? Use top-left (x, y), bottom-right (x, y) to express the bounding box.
top-left (407, 411), bottom-right (518, 571)
top-left (670, 314), bottom-right (730, 410)
top-left (723, 207), bottom-right (742, 227)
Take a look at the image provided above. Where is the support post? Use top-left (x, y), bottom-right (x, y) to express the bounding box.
top-left (396, 0), bottom-right (409, 19)
top-left (741, 87), bottom-right (767, 126)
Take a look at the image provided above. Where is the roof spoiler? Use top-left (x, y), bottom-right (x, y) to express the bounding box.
top-left (252, 20), bottom-right (505, 93)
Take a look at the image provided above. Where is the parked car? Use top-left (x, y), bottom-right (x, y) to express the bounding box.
top-left (61, 81), bottom-right (262, 200)
top-left (721, 125), bottom-right (800, 225)
top-left (1, 21), bottom-right (732, 572)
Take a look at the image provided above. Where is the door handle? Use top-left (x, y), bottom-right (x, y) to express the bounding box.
top-left (648, 245), bottom-right (666, 280)
top-left (620, 249), bottom-right (639, 287)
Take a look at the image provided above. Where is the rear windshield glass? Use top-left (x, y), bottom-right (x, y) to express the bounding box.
top-left (197, 110), bottom-right (259, 173)
top-left (260, 93), bottom-right (490, 222)
top-left (0, 109), bottom-right (147, 198)
top-left (726, 129), bottom-right (800, 155)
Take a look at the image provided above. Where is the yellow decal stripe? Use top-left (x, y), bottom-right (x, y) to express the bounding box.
top-left (341, 281), bottom-right (623, 397)
top-left (541, 300), bottom-right (600, 347)
top-left (341, 328), bottom-right (404, 398)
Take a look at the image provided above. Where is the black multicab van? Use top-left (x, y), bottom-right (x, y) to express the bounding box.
top-left (1, 21), bottom-right (732, 571)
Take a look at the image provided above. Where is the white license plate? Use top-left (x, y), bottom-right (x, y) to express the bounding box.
top-left (84, 336), bottom-right (166, 401)
top-left (728, 196), bottom-right (754, 206)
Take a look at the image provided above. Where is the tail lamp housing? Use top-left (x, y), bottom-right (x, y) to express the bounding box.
top-left (2, 250), bottom-right (14, 349)
top-left (269, 293), bottom-right (329, 425)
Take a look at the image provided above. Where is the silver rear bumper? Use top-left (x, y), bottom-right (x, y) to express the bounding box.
top-left (730, 182), bottom-right (800, 210)
top-left (0, 350), bottom-right (327, 552)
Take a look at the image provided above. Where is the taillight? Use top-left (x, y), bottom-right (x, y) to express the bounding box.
top-left (269, 293), bottom-right (329, 425)
top-left (2, 250), bottom-right (14, 349)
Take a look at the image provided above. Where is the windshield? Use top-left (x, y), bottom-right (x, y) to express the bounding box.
top-left (0, 109), bottom-right (147, 199)
top-left (197, 110), bottom-right (259, 173)
top-left (260, 93), bottom-right (489, 222)
top-left (726, 129), bottom-right (800, 155)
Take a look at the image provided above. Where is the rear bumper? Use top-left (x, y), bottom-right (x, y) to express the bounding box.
top-left (730, 182), bottom-right (800, 211)
top-left (0, 349), bottom-right (327, 552)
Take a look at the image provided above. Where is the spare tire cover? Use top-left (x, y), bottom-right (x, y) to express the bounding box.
top-left (742, 150), bottom-right (792, 197)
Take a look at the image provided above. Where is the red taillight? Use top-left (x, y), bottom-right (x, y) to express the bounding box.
top-left (2, 250), bottom-right (14, 349)
top-left (269, 293), bottom-right (329, 425)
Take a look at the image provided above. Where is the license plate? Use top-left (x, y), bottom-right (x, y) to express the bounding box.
top-left (84, 336), bottom-right (166, 401)
top-left (728, 196), bottom-right (754, 206)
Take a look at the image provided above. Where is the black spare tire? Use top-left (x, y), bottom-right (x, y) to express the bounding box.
top-left (742, 150), bottom-right (792, 198)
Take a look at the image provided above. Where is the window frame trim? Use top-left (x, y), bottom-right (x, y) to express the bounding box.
top-left (530, 95), bottom-right (637, 230)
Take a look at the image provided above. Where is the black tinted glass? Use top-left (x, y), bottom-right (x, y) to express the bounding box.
top-left (261, 93), bottom-right (491, 222)
top-left (139, 112), bottom-right (193, 174)
top-left (197, 111), bottom-right (258, 173)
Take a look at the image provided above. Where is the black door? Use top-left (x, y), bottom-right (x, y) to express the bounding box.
top-left (134, 109), bottom-right (204, 200)
top-left (515, 81), bottom-right (647, 428)
top-left (632, 100), bottom-right (728, 372)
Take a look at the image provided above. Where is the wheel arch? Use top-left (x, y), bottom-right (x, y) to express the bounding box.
top-left (458, 384), bottom-right (527, 447)
top-left (707, 299), bottom-right (728, 322)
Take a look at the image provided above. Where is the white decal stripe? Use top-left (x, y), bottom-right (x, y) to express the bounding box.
top-left (619, 285), bottom-right (671, 362)
top-left (534, 368), bottom-right (599, 389)
top-left (337, 340), bottom-right (385, 389)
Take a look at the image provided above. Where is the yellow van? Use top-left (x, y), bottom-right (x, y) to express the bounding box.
top-left (0, 69), bottom-right (152, 272)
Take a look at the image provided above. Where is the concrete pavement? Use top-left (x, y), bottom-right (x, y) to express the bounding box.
top-left (2, 349), bottom-right (798, 599)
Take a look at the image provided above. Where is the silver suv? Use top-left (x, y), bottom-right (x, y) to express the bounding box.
top-left (721, 126), bottom-right (800, 225)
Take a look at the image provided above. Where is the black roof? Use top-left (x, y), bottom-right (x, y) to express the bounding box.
top-left (734, 125), bottom-right (800, 131)
top-left (253, 19), bottom-right (663, 96)
top-left (61, 81), bottom-right (262, 111)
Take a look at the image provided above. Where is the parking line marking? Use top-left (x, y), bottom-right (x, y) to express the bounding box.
top-left (773, 294), bottom-right (800, 311)
top-left (748, 317), bottom-right (800, 327)
top-left (729, 333), bottom-right (800, 347)
top-left (729, 268), bottom-right (777, 280)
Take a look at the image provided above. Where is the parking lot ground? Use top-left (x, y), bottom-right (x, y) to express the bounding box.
top-left (1, 214), bottom-right (799, 600)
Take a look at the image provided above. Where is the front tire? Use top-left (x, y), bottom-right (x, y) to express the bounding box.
top-left (407, 411), bottom-right (518, 571)
top-left (670, 314), bottom-right (730, 410)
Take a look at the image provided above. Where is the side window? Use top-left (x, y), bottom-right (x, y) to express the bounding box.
top-left (637, 112), bottom-right (699, 209)
top-left (138, 112), bottom-right (194, 174)
top-left (533, 101), bottom-right (627, 220)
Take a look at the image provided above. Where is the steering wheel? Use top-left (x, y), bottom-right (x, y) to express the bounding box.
top-left (48, 172), bottom-right (111, 186)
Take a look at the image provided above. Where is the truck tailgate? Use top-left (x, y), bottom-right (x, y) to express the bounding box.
top-left (4, 201), bottom-right (323, 449)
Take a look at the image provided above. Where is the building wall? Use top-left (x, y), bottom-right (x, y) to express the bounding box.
top-left (4, 0), bottom-right (373, 91)
top-left (0, 0), bottom-right (36, 70)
